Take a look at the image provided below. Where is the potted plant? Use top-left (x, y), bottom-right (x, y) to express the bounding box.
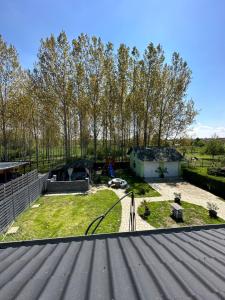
top-left (142, 200), bottom-right (150, 217)
top-left (155, 166), bottom-right (168, 178)
top-left (207, 202), bottom-right (219, 218)
top-left (174, 192), bottom-right (181, 205)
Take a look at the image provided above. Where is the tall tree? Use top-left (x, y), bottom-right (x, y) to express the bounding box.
top-left (0, 35), bottom-right (20, 160)
top-left (87, 36), bottom-right (105, 162)
top-left (117, 44), bottom-right (130, 159)
top-left (37, 31), bottom-right (73, 161)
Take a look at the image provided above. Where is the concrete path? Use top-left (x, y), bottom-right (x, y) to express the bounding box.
top-left (112, 189), bottom-right (155, 233)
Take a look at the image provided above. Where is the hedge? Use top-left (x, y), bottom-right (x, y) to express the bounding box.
top-left (182, 168), bottom-right (225, 199)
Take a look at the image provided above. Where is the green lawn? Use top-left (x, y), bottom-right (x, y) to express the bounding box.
top-left (93, 168), bottom-right (160, 197)
top-left (138, 200), bottom-right (225, 228)
top-left (0, 190), bottom-right (121, 243)
top-left (116, 169), bottom-right (161, 197)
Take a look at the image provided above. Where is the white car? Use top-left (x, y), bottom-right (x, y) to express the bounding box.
top-left (108, 178), bottom-right (128, 189)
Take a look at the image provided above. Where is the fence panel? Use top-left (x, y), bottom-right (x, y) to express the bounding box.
top-left (0, 169), bottom-right (38, 200)
top-left (0, 172), bottom-right (48, 234)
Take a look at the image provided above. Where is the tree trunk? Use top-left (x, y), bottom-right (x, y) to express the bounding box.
top-left (2, 114), bottom-right (8, 161)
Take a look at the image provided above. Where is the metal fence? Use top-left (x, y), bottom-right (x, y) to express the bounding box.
top-left (0, 169), bottom-right (38, 201)
top-left (182, 159), bottom-right (223, 169)
top-left (0, 171), bottom-right (48, 233)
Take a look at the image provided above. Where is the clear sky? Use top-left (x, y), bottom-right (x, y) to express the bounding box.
top-left (1, 0), bottom-right (225, 138)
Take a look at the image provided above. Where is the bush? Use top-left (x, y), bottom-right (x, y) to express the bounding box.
top-left (139, 187), bottom-right (146, 195)
top-left (183, 168), bottom-right (225, 199)
top-left (207, 167), bottom-right (225, 177)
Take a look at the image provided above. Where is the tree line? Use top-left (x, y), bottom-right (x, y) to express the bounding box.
top-left (0, 32), bottom-right (197, 163)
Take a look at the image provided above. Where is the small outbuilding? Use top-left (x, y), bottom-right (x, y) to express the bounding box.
top-left (47, 160), bottom-right (93, 193)
top-left (128, 146), bottom-right (183, 179)
top-left (0, 161), bottom-right (29, 184)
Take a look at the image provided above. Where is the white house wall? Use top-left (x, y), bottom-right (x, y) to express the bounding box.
top-left (130, 152), bottom-right (144, 177)
top-left (130, 151), bottom-right (181, 178)
top-left (144, 161), bottom-right (180, 178)
top-left (164, 162), bottom-right (179, 177)
top-left (144, 162), bottom-right (159, 178)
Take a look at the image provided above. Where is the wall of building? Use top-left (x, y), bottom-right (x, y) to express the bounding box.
top-left (144, 161), bottom-right (180, 178)
top-left (47, 178), bottom-right (89, 193)
top-left (144, 161), bottom-right (160, 178)
top-left (130, 151), bottom-right (144, 177)
top-left (164, 161), bottom-right (180, 177)
top-left (130, 150), bottom-right (181, 178)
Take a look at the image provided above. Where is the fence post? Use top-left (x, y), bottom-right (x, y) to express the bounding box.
top-left (11, 181), bottom-right (13, 196)
top-left (11, 194), bottom-right (15, 220)
top-left (28, 184), bottom-right (31, 207)
top-left (38, 178), bottom-right (41, 194)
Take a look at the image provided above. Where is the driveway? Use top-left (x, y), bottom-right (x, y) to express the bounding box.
top-left (149, 180), bottom-right (225, 219)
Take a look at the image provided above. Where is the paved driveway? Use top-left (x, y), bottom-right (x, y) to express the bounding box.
top-left (149, 181), bottom-right (225, 219)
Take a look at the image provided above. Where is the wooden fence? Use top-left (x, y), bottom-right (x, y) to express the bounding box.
top-left (0, 170), bottom-right (48, 233)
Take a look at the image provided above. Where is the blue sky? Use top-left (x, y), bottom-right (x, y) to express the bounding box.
top-left (1, 0), bottom-right (225, 137)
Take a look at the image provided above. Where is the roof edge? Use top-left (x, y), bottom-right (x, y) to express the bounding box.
top-left (1, 223), bottom-right (225, 249)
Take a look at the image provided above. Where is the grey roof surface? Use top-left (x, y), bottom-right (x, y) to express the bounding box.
top-left (1, 224), bottom-right (225, 299)
top-left (131, 146), bottom-right (183, 162)
top-left (0, 162), bottom-right (29, 171)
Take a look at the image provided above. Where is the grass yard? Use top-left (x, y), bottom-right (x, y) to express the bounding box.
top-left (117, 169), bottom-right (161, 197)
top-left (94, 168), bottom-right (160, 197)
top-left (0, 190), bottom-right (121, 243)
top-left (138, 200), bottom-right (225, 228)
top-left (96, 169), bottom-right (160, 197)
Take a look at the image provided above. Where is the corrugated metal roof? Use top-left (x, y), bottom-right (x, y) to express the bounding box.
top-left (1, 224), bottom-right (225, 299)
top-left (0, 162), bottom-right (29, 171)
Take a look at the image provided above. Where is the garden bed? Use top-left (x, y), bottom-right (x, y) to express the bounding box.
top-left (138, 200), bottom-right (225, 228)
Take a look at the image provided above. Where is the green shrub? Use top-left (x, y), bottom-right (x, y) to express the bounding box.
top-left (139, 187), bottom-right (146, 195)
top-left (183, 168), bottom-right (225, 199)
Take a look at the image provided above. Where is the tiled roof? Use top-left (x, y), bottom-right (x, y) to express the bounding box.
top-left (130, 146), bottom-right (183, 162)
top-left (1, 224), bottom-right (225, 299)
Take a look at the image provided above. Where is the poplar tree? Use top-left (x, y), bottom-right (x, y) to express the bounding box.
top-left (0, 35), bottom-right (20, 160)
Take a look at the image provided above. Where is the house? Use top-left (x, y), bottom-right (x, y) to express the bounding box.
top-left (1, 224), bottom-right (225, 299)
top-left (128, 146), bottom-right (183, 178)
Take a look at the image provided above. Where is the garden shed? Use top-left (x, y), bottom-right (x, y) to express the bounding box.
top-left (46, 160), bottom-right (93, 193)
top-left (0, 161), bottom-right (29, 184)
top-left (128, 147), bottom-right (183, 179)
